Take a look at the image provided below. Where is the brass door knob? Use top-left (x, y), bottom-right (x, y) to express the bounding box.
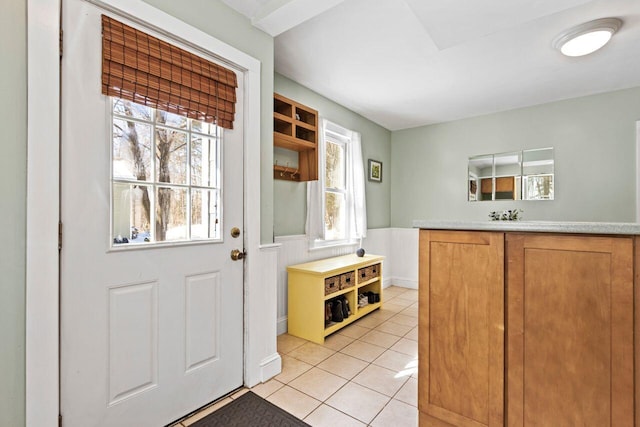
top-left (230, 249), bottom-right (246, 261)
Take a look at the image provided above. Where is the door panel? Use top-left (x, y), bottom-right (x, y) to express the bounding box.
top-left (506, 233), bottom-right (634, 427)
top-left (60, 1), bottom-right (244, 425)
top-left (108, 281), bottom-right (159, 405)
top-left (185, 272), bottom-right (221, 372)
top-left (419, 230), bottom-right (504, 427)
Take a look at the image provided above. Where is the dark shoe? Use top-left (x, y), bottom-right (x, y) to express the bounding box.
top-left (367, 291), bottom-right (375, 304)
top-left (332, 300), bottom-right (344, 322)
top-left (325, 302), bottom-right (332, 326)
top-left (341, 296), bottom-right (349, 318)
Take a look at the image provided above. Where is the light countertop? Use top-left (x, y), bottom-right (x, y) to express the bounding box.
top-left (412, 220), bottom-right (640, 235)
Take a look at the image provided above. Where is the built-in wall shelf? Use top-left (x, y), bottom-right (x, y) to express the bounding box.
top-left (273, 93), bottom-right (318, 181)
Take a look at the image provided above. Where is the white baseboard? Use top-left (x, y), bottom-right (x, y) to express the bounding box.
top-left (257, 353), bottom-right (282, 385)
top-left (382, 277), bottom-right (393, 289)
top-left (390, 277), bottom-right (418, 289)
top-left (277, 316), bottom-right (288, 336)
top-left (382, 276), bottom-right (418, 290)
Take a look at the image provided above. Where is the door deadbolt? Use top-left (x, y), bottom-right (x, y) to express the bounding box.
top-left (230, 227), bottom-right (241, 238)
top-left (230, 249), bottom-right (246, 261)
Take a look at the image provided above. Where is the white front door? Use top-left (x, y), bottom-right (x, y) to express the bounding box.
top-left (60, 1), bottom-right (245, 425)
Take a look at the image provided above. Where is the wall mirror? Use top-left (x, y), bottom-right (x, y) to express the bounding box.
top-left (468, 148), bottom-right (554, 201)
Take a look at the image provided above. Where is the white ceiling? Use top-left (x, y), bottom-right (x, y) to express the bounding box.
top-left (222, 0), bottom-right (640, 131)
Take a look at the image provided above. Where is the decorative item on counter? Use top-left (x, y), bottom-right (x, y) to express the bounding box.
top-left (489, 209), bottom-right (523, 221)
top-left (356, 237), bottom-right (365, 257)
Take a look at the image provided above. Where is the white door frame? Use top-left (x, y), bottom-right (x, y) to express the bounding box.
top-left (26, 1), bottom-right (280, 425)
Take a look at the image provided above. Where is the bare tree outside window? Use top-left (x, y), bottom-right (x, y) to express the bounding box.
top-left (325, 140), bottom-right (346, 240)
top-left (524, 175), bottom-right (554, 200)
top-left (111, 99), bottom-right (220, 245)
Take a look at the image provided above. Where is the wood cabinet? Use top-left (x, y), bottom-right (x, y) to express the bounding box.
top-left (273, 93), bottom-right (318, 181)
top-left (287, 254), bottom-right (384, 344)
top-left (418, 230), bottom-right (504, 427)
top-left (419, 230), bottom-right (637, 427)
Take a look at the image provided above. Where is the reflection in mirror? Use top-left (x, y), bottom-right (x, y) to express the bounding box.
top-left (468, 148), bottom-right (554, 201)
top-left (522, 148), bottom-right (554, 200)
top-left (493, 151), bottom-right (521, 200)
top-left (468, 155), bottom-right (493, 201)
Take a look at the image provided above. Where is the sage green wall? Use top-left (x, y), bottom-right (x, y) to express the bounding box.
top-left (143, 0), bottom-right (275, 243)
top-left (0, 0), bottom-right (26, 425)
top-left (273, 73), bottom-right (392, 236)
top-left (391, 87), bottom-right (640, 226)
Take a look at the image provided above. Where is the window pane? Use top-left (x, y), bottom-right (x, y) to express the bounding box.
top-left (191, 189), bottom-right (220, 239)
top-left (156, 186), bottom-right (187, 242)
top-left (113, 99), bottom-right (151, 120)
top-left (191, 135), bottom-right (218, 188)
top-left (112, 183), bottom-right (152, 244)
top-left (325, 141), bottom-right (345, 189)
top-left (325, 191), bottom-right (346, 240)
top-left (191, 119), bottom-right (218, 136)
top-left (155, 109), bottom-right (187, 129)
top-left (113, 119), bottom-right (152, 181)
top-left (155, 128), bottom-right (188, 185)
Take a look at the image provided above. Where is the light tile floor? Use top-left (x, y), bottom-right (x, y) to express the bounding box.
top-left (173, 286), bottom-right (419, 427)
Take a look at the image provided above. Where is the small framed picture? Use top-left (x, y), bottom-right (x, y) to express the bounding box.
top-left (368, 159), bottom-right (382, 182)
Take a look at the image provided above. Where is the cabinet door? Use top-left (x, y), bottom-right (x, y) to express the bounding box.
top-left (506, 234), bottom-right (634, 426)
top-left (419, 230), bottom-right (504, 427)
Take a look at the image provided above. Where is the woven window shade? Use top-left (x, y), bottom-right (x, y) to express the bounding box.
top-left (102, 15), bottom-right (237, 129)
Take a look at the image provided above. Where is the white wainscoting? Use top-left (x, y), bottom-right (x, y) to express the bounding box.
top-left (274, 228), bottom-right (419, 335)
top-left (389, 227), bottom-right (419, 289)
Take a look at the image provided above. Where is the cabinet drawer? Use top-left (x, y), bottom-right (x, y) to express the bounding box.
top-left (326, 271), bottom-right (356, 294)
top-left (340, 271), bottom-right (355, 290)
top-left (358, 263), bottom-right (381, 282)
top-left (325, 275), bottom-right (341, 295)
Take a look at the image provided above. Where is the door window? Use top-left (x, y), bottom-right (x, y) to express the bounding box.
top-left (111, 98), bottom-right (222, 246)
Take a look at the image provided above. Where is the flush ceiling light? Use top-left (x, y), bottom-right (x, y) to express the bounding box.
top-left (553, 18), bottom-right (622, 57)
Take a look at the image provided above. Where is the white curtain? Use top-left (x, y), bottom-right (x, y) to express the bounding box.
top-left (347, 131), bottom-right (367, 239)
top-left (306, 118), bottom-right (367, 243)
top-left (305, 118), bottom-right (327, 241)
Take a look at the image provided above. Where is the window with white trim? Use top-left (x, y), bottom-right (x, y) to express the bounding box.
top-left (306, 119), bottom-right (367, 247)
top-left (111, 98), bottom-right (222, 246)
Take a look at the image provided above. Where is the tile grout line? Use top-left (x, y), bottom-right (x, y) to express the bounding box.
top-left (365, 371), bottom-right (413, 426)
top-left (258, 286), bottom-right (420, 425)
top-left (281, 335), bottom-right (415, 424)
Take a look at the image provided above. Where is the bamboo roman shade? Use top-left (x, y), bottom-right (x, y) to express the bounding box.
top-left (101, 15), bottom-right (237, 129)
